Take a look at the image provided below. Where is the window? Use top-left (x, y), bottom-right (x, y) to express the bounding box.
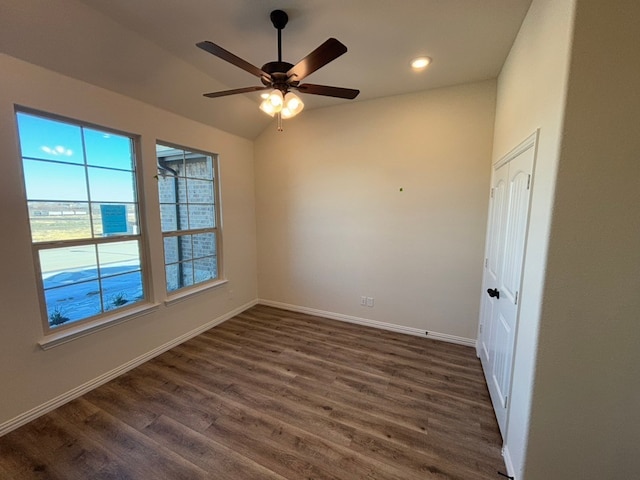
top-left (16, 110), bottom-right (146, 331)
top-left (156, 143), bottom-right (221, 293)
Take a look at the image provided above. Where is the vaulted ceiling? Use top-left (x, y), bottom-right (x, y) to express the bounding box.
top-left (1, 0), bottom-right (532, 139)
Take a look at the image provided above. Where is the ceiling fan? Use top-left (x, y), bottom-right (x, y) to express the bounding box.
top-left (196, 9), bottom-right (360, 127)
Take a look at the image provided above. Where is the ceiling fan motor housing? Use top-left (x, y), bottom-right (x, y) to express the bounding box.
top-left (270, 10), bottom-right (289, 30)
top-left (261, 62), bottom-right (297, 91)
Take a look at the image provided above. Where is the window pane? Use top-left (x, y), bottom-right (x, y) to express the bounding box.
top-left (158, 175), bottom-right (177, 203)
top-left (163, 235), bottom-right (192, 264)
top-left (23, 159), bottom-right (88, 201)
top-left (179, 235), bottom-right (193, 260)
top-left (98, 241), bottom-right (141, 277)
top-left (173, 159), bottom-right (187, 178)
top-left (40, 245), bottom-right (98, 289)
top-left (88, 167), bottom-right (136, 203)
top-left (165, 262), bottom-right (195, 291)
top-left (181, 261), bottom-right (195, 288)
top-left (178, 204), bottom-right (190, 230)
top-left (187, 179), bottom-right (214, 204)
top-left (157, 175), bottom-right (187, 203)
top-left (163, 237), bottom-right (179, 264)
top-left (84, 128), bottom-right (134, 170)
top-left (188, 203), bottom-right (215, 229)
top-left (17, 112), bottom-right (84, 164)
top-left (166, 264), bottom-right (179, 292)
top-left (28, 202), bottom-right (92, 242)
top-left (101, 271), bottom-right (143, 311)
top-left (193, 232), bottom-right (216, 259)
top-left (91, 203), bottom-right (138, 237)
top-left (45, 280), bottom-right (103, 326)
top-left (194, 256), bottom-right (216, 283)
top-left (157, 145), bottom-right (187, 176)
top-left (160, 203), bottom-right (188, 232)
top-left (165, 261), bottom-right (195, 292)
top-left (160, 204), bottom-right (177, 232)
top-left (178, 178), bottom-right (188, 203)
top-left (158, 159), bottom-right (186, 178)
top-left (184, 152), bottom-right (213, 180)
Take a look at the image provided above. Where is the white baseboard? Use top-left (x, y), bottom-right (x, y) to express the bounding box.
top-left (257, 299), bottom-right (476, 347)
top-left (502, 444), bottom-right (517, 480)
top-left (0, 299), bottom-right (257, 437)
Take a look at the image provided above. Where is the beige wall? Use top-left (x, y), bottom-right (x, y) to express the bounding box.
top-left (525, 0), bottom-right (640, 477)
top-left (255, 81), bottom-right (496, 341)
top-left (0, 54), bottom-right (257, 428)
top-left (495, 0), bottom-right (640, 477)
top-left (491, 0), bottom-right (576, 476)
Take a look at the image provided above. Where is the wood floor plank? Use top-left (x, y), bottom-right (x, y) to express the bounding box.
top-left (50, 397), bottom-right (210, 480)
top-left (0, 406), bottom-right (133, 480)
top-left (0, 305), bottom-right (505, 479)
top-left (101, 372), bottom-right (218, 433)
top-left (143, 415), bottom-right (288, 480)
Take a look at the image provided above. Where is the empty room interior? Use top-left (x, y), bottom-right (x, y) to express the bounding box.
top-left (0, 1), bottom-right (638, 479)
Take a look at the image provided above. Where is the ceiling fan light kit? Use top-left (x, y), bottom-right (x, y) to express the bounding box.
top-left (259, 91), bottom-right (304, 118)
top-left (281, 92), bottom-right (304, 118)
top-left (259, 90), bottom-right (283, 117)
top-left (197, 9), bottom-right (359, 131)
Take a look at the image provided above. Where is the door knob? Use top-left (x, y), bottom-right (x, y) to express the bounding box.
top-left (487, 288), bottom-right (500, 299)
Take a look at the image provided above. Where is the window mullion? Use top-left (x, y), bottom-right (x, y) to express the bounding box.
top-left (80, 126), bottom-right (97, 240)
top-left (162, 227), bottom-right (215, 238)
top-left (93, 244), bottom-right (105, 314)
top-left (34, 233), bottom-right (142, 250)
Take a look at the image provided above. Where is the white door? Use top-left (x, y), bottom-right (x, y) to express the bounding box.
top-left (478, 134), bottom-right (536, 438)
top-left (478, 160), bottom-right (509, 365)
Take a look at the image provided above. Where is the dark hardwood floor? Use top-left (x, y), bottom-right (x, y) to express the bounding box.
top-left (0, 305), bottom-right (505, 479)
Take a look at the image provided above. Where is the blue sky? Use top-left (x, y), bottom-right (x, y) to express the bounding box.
top-left (17, 112), bottom-right (136, 203)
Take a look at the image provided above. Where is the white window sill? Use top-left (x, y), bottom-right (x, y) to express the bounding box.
top-left (38, 303), bottom-right (161, 350)
top-left (164, 278), bottom-right (228, 306)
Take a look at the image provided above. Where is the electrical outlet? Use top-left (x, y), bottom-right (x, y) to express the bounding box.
top-left (360, 296), bottom-right (367, 306)
top-left (366, 297), bottom-right (374, 307)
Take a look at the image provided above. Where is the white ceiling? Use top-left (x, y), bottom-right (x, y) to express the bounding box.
top-left (1, 0), bottom-right (532, 139)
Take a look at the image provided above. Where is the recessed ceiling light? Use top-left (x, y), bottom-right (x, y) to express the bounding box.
top-left (411, 56), bottom-right (432, 71)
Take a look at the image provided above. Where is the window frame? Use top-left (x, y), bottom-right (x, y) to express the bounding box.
top-left (15, 107), bottom-right (152, 336)
top-left (156, 141), bottom-right (224, 297)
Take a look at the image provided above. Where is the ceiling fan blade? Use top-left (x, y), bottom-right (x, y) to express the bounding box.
top-left (203, 86), bottom-right (270, 98)
top-left (197, 41), bottom-right (270, 80)
top-left (287, 38), bottom-right (347, 82)
top-left (295, 83), bottom-right (360, 99)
